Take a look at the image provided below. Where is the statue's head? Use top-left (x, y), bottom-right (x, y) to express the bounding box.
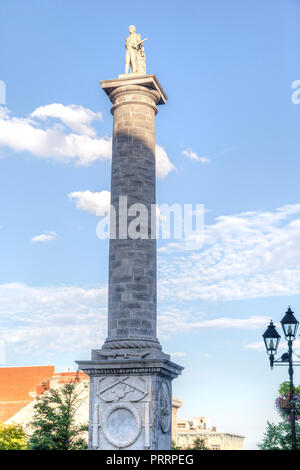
top-left (129, 25), bottom-right (136, 34)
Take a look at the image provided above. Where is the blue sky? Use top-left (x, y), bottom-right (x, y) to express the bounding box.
top-left (0, 0), bottom-right (300, 449)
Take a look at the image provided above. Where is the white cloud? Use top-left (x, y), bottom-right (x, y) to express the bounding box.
top-left (0, 105), bottom-right (175, 177)
top-left (156, 145), bottom-right (175, 179)
top-left (158, 307), bottom-right (268, 336)
top-left (0, 283), bottom-right (108, 355)
top-left (68, 199), bottom-right (300, 303)
top-left (203, 353), bottom-right (211, 358)
top-left (170, 352), bottom-right (187, 358)
top-left (69, 190), bottom-right (111, 216)
top-left (31, 103), bottom-right (103, 137)
top-left (182, 148), bottom-right (210, 164)
top-left (0, 104), bottom-right (111, 166)
top-left (32, 231), bottom-right (58, 243)
top-left (184, 316), bottom-right (268, 329)
top-left (244, 341), bottom-right (266, 351)
top-left (69, 191), bottom-right (169, 229)
top-left (158, 203), bottom-right (300, 302)
top-left (0, 107), bottom-right (10, 119)
top-left (244, 339), bottom-right (300, 354)
top-left (0, 282), bottom-right (270, 357)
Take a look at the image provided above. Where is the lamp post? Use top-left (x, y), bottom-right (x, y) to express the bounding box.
top-left (263, 307), bottom-right (299, 450)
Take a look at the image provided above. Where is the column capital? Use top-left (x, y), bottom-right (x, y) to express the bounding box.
top-left (100, 74), bottom-right (167, 105)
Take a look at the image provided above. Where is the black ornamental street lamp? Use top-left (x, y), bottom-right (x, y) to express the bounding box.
top-left (281, 307), bottom-right (299, 340)
top-left (263, 307), bottom-right (300, 451)
top-left (263, 320), bottom-right (281, 369)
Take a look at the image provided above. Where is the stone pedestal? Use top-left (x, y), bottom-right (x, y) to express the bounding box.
top-left (77, 74), bottom-right (183, 450)
top-left (77, 355), bottom-right (182, 450)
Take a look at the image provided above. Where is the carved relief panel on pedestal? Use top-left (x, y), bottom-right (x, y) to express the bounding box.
top-left (97, 376), bottom-right (147, 402)
top-left (158, 380), bottom-right (171, 433)
top-left (93, 375), bottom-right (151, 449)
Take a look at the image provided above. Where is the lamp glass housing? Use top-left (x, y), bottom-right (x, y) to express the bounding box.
top-left (263, 321), bottom-right (281, 355)
top-left (280, 307), bottom-right (299, 340)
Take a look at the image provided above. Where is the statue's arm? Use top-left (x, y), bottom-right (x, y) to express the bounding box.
top-left (132, 34), bottom-right (141, 49)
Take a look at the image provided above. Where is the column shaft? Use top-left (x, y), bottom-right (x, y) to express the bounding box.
top-left (104, 84), bottom-right (161, 349)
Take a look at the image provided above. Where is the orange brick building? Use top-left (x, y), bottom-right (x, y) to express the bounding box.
top-left (0, 366), bottom-right (87, 423)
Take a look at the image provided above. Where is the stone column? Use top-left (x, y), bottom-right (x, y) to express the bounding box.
top-left (104, 75), bottom-right (161, 350)
top-left (77, 75), bottom-right (183, 450)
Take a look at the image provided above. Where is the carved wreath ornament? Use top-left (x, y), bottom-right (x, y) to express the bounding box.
top-left (102, 403), bottom-right (142, 449)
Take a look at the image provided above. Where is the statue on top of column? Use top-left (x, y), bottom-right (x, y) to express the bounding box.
top-left (125, 25), bottom-right (148, 75)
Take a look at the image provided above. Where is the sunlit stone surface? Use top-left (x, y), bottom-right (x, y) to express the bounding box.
top-left (77, 30), bottom-right (183, 450)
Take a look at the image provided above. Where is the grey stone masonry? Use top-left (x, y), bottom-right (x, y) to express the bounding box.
top-left (101, 75), bottom-right (166, 350)
top-left (76, 75), bottom-right (183, 450)
top-left (76, 358), bottom-right (183, 450)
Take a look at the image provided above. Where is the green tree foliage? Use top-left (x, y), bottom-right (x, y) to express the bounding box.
top-left (0, 423), bottom-right (27, 450)
top-left (259, 381), bottom-right (300, 450)
top-left (279, 381), bottom-right (300, 396)
top-left (171, 440), bottom-right (182, 450)
top-left (27, 376), bottom-right (88, 450)
top-left (192, 437), bottom-right (209, 450)
top-left (258, 420), bottom-right (300, 450)
top-left (172, 437), bottom-right (208, 450)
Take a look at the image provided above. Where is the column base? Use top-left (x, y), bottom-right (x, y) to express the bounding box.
top-left (76, 353), bottom-right (183, 450)
top-left (101, 337), bottom-right (162, 352)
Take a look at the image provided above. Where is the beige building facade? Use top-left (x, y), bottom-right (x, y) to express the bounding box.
top-left (172, 398), bottom-right (244, 450)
